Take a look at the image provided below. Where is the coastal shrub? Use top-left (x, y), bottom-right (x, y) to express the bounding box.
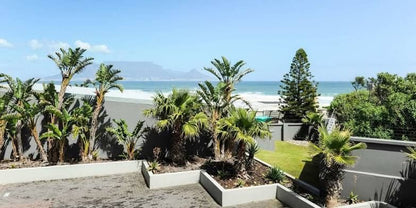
top-left (279, 48), bottom-right (319, 121)
top-left (266, 166), bottom-right (285, 183)
top-left (330, 73), bottom-right (416, 140)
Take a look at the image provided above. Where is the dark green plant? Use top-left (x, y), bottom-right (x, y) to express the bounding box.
top-left (351, 76), bottom-right (366, 91)
top-left (302, 112), bottom-right (324, 142)
top-left (217, 108), bottom-right (271, 172)
top-left (144, 89), bottom-right (208, 165)
top-left (312, 126), bottom-right (366, 207)
top-left (245, 142), bottom-right (260, 171)
top-left (347, 191), bottom-right (359, 204)
top-left (279, 48), bottom-right (319, 121)
top-left (72, 101), bottom-right (93, 161)
top-left (266, 166), bottom-right (285, 183)
top-left (148, 161), bottom-right (160, 172)
top-left (106, 119), bottom-right (145, 160)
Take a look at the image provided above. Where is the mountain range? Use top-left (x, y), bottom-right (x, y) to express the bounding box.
top-left (42, 61), bottom-right (213, 81)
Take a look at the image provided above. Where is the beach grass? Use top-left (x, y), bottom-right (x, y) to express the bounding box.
top-left (256, 141), bottom-right (320, 187)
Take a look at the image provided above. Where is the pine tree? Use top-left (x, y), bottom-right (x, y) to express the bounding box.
top-left (279, 48), bottom-right (319, 120)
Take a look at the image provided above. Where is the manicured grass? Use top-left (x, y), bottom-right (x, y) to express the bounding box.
top-left (256, 141), bottom-right (320, 187)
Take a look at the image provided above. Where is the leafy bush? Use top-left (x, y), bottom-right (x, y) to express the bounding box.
top-left (266, 166), bottom-right (285, 183)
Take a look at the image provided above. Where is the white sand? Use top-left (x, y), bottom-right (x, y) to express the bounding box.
top-left (31, 83), bottom-right (333, 110)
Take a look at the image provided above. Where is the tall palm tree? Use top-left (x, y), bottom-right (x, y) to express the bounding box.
top-left (106, 119), bottom-right (145, 160)
top-left (217, 108), bottom-right (271, 172)
top-left (0, 74), bottom-right (39, 160)
top-left (144, 89), bottom-right (208, 165)
top-left (312, 126), bottom-right (367, 208)
top-left (203, 56), bottom-right (254, 104)
top-left (41, 106), bottom-right (74, 163)
top-left (87, 63), bottom-right (123, 159)
top-left (48, 47), bottom-right (93, 110)
top-left (72, 101), bottom-right (93, 161)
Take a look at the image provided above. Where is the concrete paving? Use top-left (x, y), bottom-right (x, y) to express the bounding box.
top-left (0, 172), bottom-right (287, 208)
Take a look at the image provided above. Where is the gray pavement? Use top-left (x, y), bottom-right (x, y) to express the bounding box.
top-left (0, 172), bottom-right (286, 208)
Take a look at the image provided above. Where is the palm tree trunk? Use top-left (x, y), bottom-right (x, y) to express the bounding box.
top-left (57, 78), bottom-right (69, 110)
top-left (16, 120), bottom-right (24, 160)
top-left (30, 127), bottom-right (48, 162)
top-left (11, 136), bottom-right (18, 160)
top-left (236, 141), bottom-right (246, 173)
top-left (171, 128), bottom-right (186, 165)
top-left (59, 139), bottom-right (65, 163)
top-left (0, 120), bottom-right (7, 159)
top-left (89, 94), bottom-right (103, 159)
top-left (212, 111), bottom-right (221, 160)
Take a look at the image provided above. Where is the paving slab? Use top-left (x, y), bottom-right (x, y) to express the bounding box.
top-left (0, 172), bottom-right (287, 208)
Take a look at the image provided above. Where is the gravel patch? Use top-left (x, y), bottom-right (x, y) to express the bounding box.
top-left (0, 172), bottom-right (287, 208)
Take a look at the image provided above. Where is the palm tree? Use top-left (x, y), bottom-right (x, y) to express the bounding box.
top-left (0, 74), bottom-right (39, 160)
top-left (217, 108), bottom-right (271, 172)
top-left (48, 47), bottom-right (93, 111)
top-left (71, 101), bottom-right (93, 161)
top-left (144, 89), bottom-right (208, 165)
top-left (87, 64), bottom-right (123, 159)
top-left (312, 126), bottom-right (367, 208)
top-left (203, 56), bottom-right (253, 104)
top-left (0, 95), bottom-right (10, 159)
top-left (12, 101), bottom-right (48, 162)
top-left (106, 119), bottom-right (145, 160)
top-left (4, 117), bottom-right (18, 160)
top-left (41, 106), bottom-right (74, 163)
top-left (302, 112), bottom-right (324, 142)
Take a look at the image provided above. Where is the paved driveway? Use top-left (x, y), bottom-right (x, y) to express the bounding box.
top-left (0, 172), bottom-right (286, 208)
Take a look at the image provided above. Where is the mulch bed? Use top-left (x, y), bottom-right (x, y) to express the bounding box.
top-left (0, 159), bottom-right (113, 170)
top-left (202, 160), bottom-right (275, 189)
top-left (151, 156), bottom-right (207, 174)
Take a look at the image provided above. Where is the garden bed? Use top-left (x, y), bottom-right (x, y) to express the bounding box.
top-left (141, 160), bottom-right (202, 189)
top-left (0, 159), bottom-right (114, 170)
top-left (0, 160), bottom-right (141, 185)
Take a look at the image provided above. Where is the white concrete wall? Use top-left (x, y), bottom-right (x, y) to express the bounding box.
top-left (276, 184), bottom-right (321, 208)
top-left (141, 160), bottom-right (201, 189)
top-left (0, 160), bottom-right (142, 185)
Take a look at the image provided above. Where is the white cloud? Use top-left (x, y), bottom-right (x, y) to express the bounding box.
top-left (48, 41), bottom-right (70, 50)
top-left (26, 54), bottom-right (39, 61)
top-left (0, 38), bottom-right (13, 47)
top-left (75, 40), bottom-right (110, 53)
top-left (29, 39), bottom-right (43, 49)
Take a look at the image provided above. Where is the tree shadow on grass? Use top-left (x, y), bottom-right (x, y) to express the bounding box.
top-left (298, 153), bottom-right (321, 189)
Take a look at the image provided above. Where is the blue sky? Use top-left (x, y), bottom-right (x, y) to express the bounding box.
top-left (0, 0), bottom-right (415, 81)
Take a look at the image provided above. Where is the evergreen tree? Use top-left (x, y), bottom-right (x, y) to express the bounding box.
top-left (279, 48), bottom-right (319, 120)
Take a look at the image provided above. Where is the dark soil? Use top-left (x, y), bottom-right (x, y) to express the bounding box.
top-left (151, 156), bottom-right (207, 174)
top-left (202, 160), bottom-right (275, 189)
top-left (0, 159), bottom-right (113, 170)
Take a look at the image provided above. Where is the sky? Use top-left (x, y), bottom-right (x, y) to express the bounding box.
top-left (0, 0), bottom-right (415, 81)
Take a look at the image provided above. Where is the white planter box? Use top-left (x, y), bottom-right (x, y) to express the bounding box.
top-left (338, 201), bottom-right (396, 208)
top-left (141, 160), bottom-right (201, 189)
top-left (0, 160), bottom-right (142, 185)
top-left (276, 183), bottom-right (321, 208)
top-left (199, 171), bottom-right (278, 207)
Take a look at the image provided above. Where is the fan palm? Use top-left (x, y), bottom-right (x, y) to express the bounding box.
top-left (48, 47), bottom-right (93, 110)
top-left (72, 101), bottom-right (93, 161)
top-left (203, 57), bottom-right (253, 104)
top-left (106, 119), bottom-right (145, 160)
top-left (41, 106), bottom-right (74, 163)
top-left (0, 74), bottom-right (39, 160)
top-left (86, 63), bottom-right (123, 159)
top-left (302, 112), bottom-right (324, 142)
top-left (144, 89), bottom-right (208, 165)
top-left (312, 126), bottom-right (367, 207)
top-left (217, 108), bottom-right (271, 172)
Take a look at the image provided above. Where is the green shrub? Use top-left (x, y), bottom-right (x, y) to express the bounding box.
top-left (266, 166), bottom-right (285, 183)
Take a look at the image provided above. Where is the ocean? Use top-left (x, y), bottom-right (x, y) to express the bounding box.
top-left (110, 81), bottom-right (353, 97)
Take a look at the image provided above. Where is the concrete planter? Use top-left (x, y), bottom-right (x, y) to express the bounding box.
top-left (276, 183), bottom-right (321, 208)
top-left (141, 160), bottom-right (201, 189)
top-left (0, 160), bottom-right (141, 185)
top-left (199, 171), bottom-right (279, 207)
top-left (338, 201), bottom-right (397, 208)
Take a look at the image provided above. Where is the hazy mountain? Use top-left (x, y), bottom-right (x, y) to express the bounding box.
top-left (42, 61), bottom-right (213, 81)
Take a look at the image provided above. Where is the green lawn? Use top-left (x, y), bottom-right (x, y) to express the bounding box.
top-left (256, 141), bottom-right (320, 187)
